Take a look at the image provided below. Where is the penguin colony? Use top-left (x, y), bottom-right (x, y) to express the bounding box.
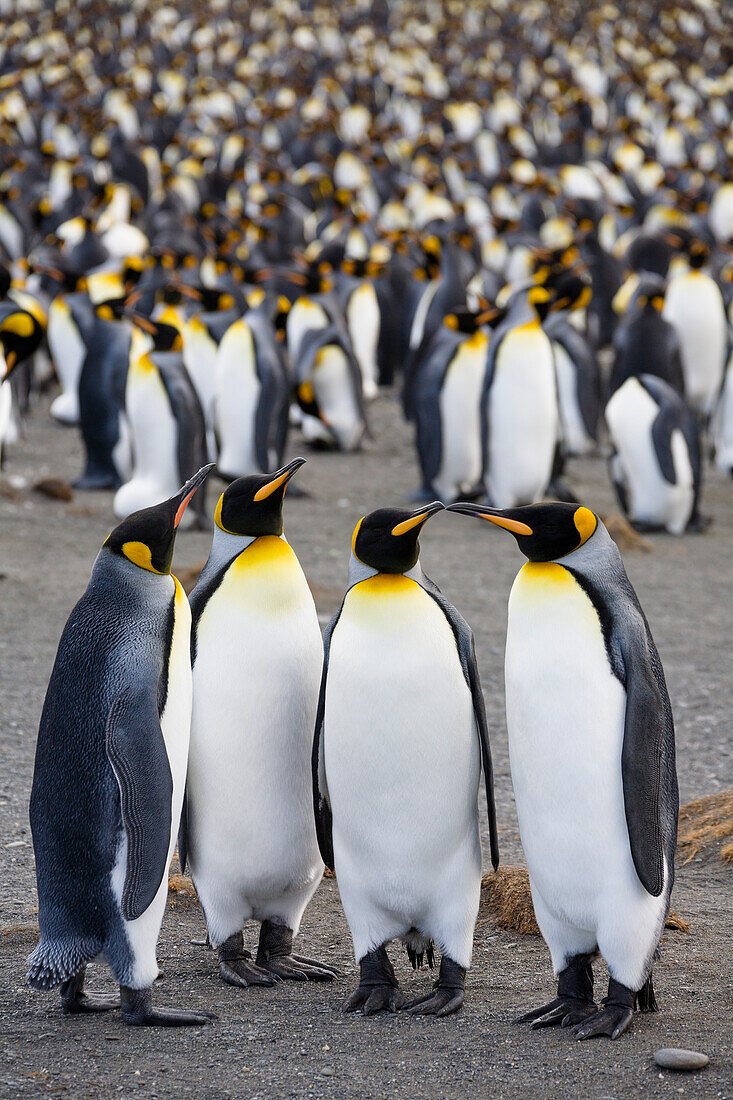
top-left (0, 0), bottom-right (724, 1040)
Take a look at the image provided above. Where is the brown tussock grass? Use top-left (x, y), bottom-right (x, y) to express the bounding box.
top-left (678, 791), bottom-right (733, 863)
top-left (602, 514), bottom-right (654, 553)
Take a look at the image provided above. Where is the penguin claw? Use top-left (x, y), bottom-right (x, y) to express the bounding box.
top-left (342, 984), bottom-right (404, 1015)
top-left (124, 1006), bottom-right (217, 1028)
top-left (61, 991), bottom-right (120, 1014)
top-left (219, 958), bottom-right (277, 988)
top-left (572, 1004), bottom-right (634, 1041)
top-left (261, 955), bottom-right (336, 982)
top-left (401, 988), bottom-right (464, 1017)
top-left (292, 954), bottom-right (341, 976)
top-left (515, 996), bottom-right (598, 1028)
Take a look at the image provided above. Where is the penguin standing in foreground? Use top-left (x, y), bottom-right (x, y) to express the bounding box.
top-left (28, 466), bottom-right (216, 1027)
top-left (449, 501), bottom-right (677, 1040)
top-left (606, 374), bottom-right (704, 534)
top-left (181, 459), bottom-right (337, 988)
top-left (313, 505), bottom-right (499, 1016)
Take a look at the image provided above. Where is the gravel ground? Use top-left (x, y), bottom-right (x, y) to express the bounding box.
top-left (1, 392), bottom-right (731, 1098)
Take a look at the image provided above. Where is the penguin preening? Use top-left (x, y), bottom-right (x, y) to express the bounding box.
top-left (449, 501), bottom-right (678, 1040)
top-left (181, 459), bottom-right (338, 987)
top-left (606, 374), bottom-right (705, 534)
top-left (28, 466), bottom-right (216, 1027)
top-left (313, 505), bottom-right (499, 1016)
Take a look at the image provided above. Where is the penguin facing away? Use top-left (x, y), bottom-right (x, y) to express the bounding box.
top-left (448, 501), bottom-right (678, 1040)
top-left (28, 466), bottom-right (216, 1027)
top-left (606, 374), bottom-right (704, 535)
top-left (313, 505), bottom-right (499, 1016)
top-left (181, 459), bottom-right (337, 987)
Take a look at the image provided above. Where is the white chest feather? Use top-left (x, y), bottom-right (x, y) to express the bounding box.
top-left (553, 340), bottom-right (593, 455)
top-left (346, 283), bottom-right (380, 398)
top-left (435, 331), bottom-right (487, 500)
top-left (663, 273), bottom-right (726, 413)
top-left (214, 320), bottom-right (262, 476)
top-left (312, 345), bottom-right (364, 450)
top-left (287, 298), bottom-right (328, 363)
top-left (113, 357), bottom-right (178, 518)
top-left (487, 322), bottom-right (558, 507)
top-left (48, 299), bottom-right (85, 425)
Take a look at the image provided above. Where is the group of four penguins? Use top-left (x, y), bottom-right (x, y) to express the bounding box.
top-left (28, 457), bottom-right (677, 1043)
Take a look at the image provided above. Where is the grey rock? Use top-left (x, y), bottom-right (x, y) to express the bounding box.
top-left (654, 1048), bottom-right (709, 1071)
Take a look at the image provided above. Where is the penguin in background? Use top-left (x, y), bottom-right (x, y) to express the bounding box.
top-left (75, 278), bottom-right (133, 490)
top-left (448, 501), bottom-right (677, 1040)
top-left (46, 282), bottom-right (91, 426)
top-left (294, 324), bottom-right (366, 452)
top-left (609, 277), bottom-right (685, 400)
top-left (213, 295), bottom-right (291, 481)
top-left (114, 321), bottom-right (209, 527)
top-left (481, 284), bottom-right (559, 508)
top-left (28, 467), bottom-right (216, 1027)
top-left (313, 505), bottom-right (499, 1016)
top-left (181, 460), bottom-right (338, 988)
top-left (712, 347), bottom-right (733, 476)
top-left (606, 374), bottom-right (705, 534)
top-left (0, 303), bottom-right (44, 464)
top-left (662, 239), bottom-right (727, 416)
top-left (543, 272), bottom-right (600, 458)
top-left (334, 254), bottom-right (382, 400)
top-left (412, 304), bottom-right (501, 503)
top-left (182, 290), bottom-right (243, 460)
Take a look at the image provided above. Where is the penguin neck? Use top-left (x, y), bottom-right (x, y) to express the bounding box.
top-left (91, 546), bottom-right (174, 603)
top-left (549, 522), bottom-right (626, 585)
top-left (505, 294), bottom-right (537, 327)
top-left (347, 552), bottom-right (425, 589)
top-left (196, 526), bottom-right (261, 589)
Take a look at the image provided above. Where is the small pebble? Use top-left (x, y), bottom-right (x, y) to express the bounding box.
top-left (321, 1065), bottom-right (335, 1077)
top-left (654, 1048), bottom-right (709, 1071)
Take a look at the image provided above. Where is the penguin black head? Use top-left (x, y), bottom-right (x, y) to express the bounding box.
top-left (448, 501), bottom-right (598, 562)
top-left (352, 503), bottom-right (444, 574)
top-left (0, 306), bottom-right (44, 376)
top-left (104, 465), bottom-right (214, 574)
top-left (214, 459), bottom-right (306, 537)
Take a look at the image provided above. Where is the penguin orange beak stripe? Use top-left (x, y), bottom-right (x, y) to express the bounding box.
top-left (253, 458), bottom-right (306, 501)
top-left (391, 502), bottom-right (444, 536)
top-left (174, 488), bottom-right (198, 528)
top-left (447, 502), bottom-right (533, 536)
top-left (173, 463), bottom-right (215, 527)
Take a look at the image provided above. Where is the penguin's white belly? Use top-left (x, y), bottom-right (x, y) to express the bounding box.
top-left (48, 299), bottom-right (85, 424)
top-left (182, 321), bottom-right (218, 457)
top-left (313, 346), bottom-right (363, 451)
top-left (505, 563), bottom-right (665, 978)
top-left (409, 280), bottom-right (439, 349)
top-left (114, 359), bottom-right (179, 518)
top-left (663, 275), bottom-right (726, 414)
top-left (0, 379), bottom-right (12, 459)
top-left (287, 298), bottom-right (328, 363)
top-left (112, 579), bottom-right (192, 987)
top-left (553, 341), bottom-right (593, 456)
top-left (187, 537), bottom-right (324, 942)
top-left (347, 283), bottom-right (380, 399)
top-left (434, 333), bottom-right (487, 502)
top-left (324, 575), bottom-right (481, 962)
top-left (606, 378), bottom-right (693, 534)
top-left (487, 324), bottom-right (558, 507)
top-left (215, 321), bottom-right (261, 477)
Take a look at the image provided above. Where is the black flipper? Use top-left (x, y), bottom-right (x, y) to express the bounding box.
top-left (177, 789), bottom-right (188, 875)
top-left (420, 575), bottom-right (500, 870)
top-left (311, 599), bottom-right (347, 872)
top-left (641, 373), bottom-right (703, 518)
top-left (479, 325), bottom-right (507, 485)
top-left (106, 688), bottom-right (174, 921)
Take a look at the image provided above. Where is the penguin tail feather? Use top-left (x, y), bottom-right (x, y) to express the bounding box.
top-left (26, 936), bottom-right (101, 990)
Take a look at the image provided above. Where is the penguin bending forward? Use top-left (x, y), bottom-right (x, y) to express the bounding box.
top-left (28, 466), bottom-right (215, 1027)
top-left (181, 460), bottom-right (337, 987)
top-left (449, 501), bottom-right (678, 1040)
top-left (313, 505), bottom-right (499, 1016)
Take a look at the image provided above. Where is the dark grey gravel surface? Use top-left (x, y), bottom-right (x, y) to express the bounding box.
top-left (1, 393), bottom-right (731, 1098)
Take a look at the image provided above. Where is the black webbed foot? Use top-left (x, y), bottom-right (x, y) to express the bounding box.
top-left (60, 969), bottom-right (120, 1014)
top-left (342, 946), bottom-right (403, 1015)
top-left (218, 931), bottom-right (276, 988)
top-left (402, 955), bottom-right (465, 1017)
top-left (573, 977), bottom-right (637, 1041)
top-left (256, 920), bottom-right (337, 981)
top-left (515, 952), bottom-right (597, 1028)
top-left (120, 986), bottom-right (216, 1027)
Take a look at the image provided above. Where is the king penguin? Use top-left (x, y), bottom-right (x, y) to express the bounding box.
top-left (448, 500), bottom-right (678, 1040)
top-left (181, 459), bottom-right (338, 987)
top-left (28, 466), bottom-right (216, 1027)
top-left (312, 505), bottom-right (499, 1016)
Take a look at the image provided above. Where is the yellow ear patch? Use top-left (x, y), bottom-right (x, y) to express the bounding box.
top-left (214, 492), bottom-right (234, 533)
top-left (0, 312), bottom-right (34, 337)
top-left (574, 506), bottom-right (597, 545)
top-left (351, 516), bottom-right (364, 559)
top-left (122, 541), bottom-right (167, 573)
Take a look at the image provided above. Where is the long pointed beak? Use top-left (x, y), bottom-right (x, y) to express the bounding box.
top-left (391, 500), bottom-right (444, 536)
top-left (173, 463), bottom-right (216, 527)
top-left (253, 457), bottom-right (306, 501)
top-left (447, 501), bottom-right (533, 536)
